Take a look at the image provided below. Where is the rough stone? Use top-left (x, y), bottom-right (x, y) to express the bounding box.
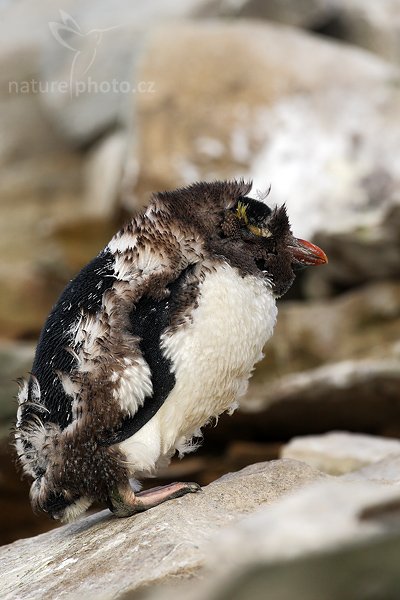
top-left (83, 130), bottom-right (128, 219)
top-left (133, 21), bottom-right (400, 292)
top-left (281, 432), bottom-right (400, 475)
top-left (308, 203), bottom-right (400, 295)
top-left (203, 479), bottom-right (400, 572)
top-left (202, 0), bottom-right (400, 67)
top-left (186, 535), bottom-right (400, 600)
top-left (0, 152), bottom-right (86, 338)
top-left (38, 0), bottom-right (223, 145)
top-left (199, 0), bottom-right (340, 29)
top-left (245, 358), bottom-right (400, 414)
top-left (254, 281), bottom-right (400, 379)
top-left (344, 455), bottom-right (400, 486)
top-left (0, 459), bottom-right (323, 599)
top-left (148, 475), bottom-right (400, 600)
top-left (317, 0), bottom-right (400, 66)
top-left (4, 458), bottom-right (400, 600)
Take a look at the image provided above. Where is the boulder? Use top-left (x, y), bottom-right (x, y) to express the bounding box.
top-left (4, 458), bottom-right (400, 600)
top-left (0, 459), bottom-right (323, 599)
top-left (159, 475), bottom-right (400, 600)
top-left (255, 281), bottom-right (400, 378)
top-left (281, 431), bottom-right (400, 475)
top-left (83, 130), bottom-right (128, 219)
top-left (243, 358), bottom-right (400, 434)
top-left (199, 0), bottom-right (340, 29)
top-left (201, 0), bottom-right (400, 67)
top-left (308, 203), bottom-right (400, 295)
top-left (202, 477), bottom-right (400, 571)
top-left (344, 455), bottom-right (400, 485)
top-left (38, 0), bottom-right (223, 145)
top-left (172, 535), bottom-right (400, 600)
top-left (314, 0), bottom-right (400, 66)
top-left (134, 21), bottom-right (400, 289)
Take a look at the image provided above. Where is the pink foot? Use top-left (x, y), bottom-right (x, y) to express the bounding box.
top-left (109, 481), bottom-right (201, 517)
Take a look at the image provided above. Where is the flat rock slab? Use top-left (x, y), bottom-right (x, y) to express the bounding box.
top-left (282, 431), bottom-right (400, 475)
top-left (0, 459), bottom-right (323, 600)
top-left (146, 458), bottom-right (400, 600)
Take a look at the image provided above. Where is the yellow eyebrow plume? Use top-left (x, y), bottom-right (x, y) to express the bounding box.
top-left (236, 201), bottom-right (248, 224)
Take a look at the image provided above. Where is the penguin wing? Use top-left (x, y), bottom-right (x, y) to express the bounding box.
top-left (101, 263), bottom-right (199, 446)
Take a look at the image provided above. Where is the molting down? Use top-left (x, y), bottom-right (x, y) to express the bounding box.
top-left (15, 180), bottom-right (327, 521)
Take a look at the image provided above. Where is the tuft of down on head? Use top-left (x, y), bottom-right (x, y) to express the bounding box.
top-left (14, 179), bottom-right (327, 523)
top-left (152, 180), bottom-right (296, 297)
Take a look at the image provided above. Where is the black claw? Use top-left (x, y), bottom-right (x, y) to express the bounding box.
top-left (187, 482), bottom-right (202, 492)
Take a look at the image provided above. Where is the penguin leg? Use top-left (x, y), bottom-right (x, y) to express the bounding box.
top-left (108, 481), bottom-right (201, 518)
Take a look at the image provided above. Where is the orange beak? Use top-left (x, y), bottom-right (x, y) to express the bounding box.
top-left (289, 238), bottom-right (328, 266)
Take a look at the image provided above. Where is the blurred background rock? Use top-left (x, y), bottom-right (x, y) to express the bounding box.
top-left (0, 0), bottom-right (399, 547)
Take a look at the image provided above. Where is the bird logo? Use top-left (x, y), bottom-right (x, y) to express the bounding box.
top-left (48, 10), bottom-right (118, 95)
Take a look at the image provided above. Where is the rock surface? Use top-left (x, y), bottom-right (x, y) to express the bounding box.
top-left (38, 0), bottom-right (222, 145)
top-left (4, 456), bottom-right (400, 600)
top-left (245, 358), bottom-right (400, 418)
top-left (205, 0), bottom-right (400, 66)
top-left (144, 453), bottom-right (400, 600)
top-left (0, 459), bottom-right (323, 600)
top-left (134, 21), bottom-right (400, 292)
top-left (256, 281), bottom-right (400, 377)
top-left (175, 535), bottom-right (400, 600)
top-left (206, 0), bottom-right (339, 29)
top-left (344, 455), bottom-right (400, 485)
top-left (281, 431), bottom-right (400, 475)
top-left (1, 0), bottom-right (400, 553)
top-left (135, 20), bottom-right (397, 216)
top-left (317, 0), bottom-right (400, 66)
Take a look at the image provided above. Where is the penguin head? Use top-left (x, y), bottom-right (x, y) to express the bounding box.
top-left (232, 194), bottom-right (327, 264)
top-left (157, 180), bottom-right (327, 298)
top-left (222, 191), bottom-right (328, 297)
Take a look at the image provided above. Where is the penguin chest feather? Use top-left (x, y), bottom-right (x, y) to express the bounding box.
top-left (118, 262), bottom-right (277, 474)
top-left (15, 180), bottom-right (328, 522)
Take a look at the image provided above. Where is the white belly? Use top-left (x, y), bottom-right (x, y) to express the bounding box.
top-left (119, 262), bottom-right (277, 475)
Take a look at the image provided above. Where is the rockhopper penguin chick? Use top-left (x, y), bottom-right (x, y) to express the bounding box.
top-left (15, 180), bottom-right (327, 522)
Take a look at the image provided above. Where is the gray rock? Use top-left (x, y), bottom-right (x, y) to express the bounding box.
top-left (321, 0), bottom-right (400, 66)
top-left (38, 0), bottom-right (221, 145)
top-left (0, 459), bottom-right (323, 599)
top-left (203, 0), bottom-right (400, 67)
top-left (204, 479), bottom-right (400, 570)
top-left (170, 533), bottom-right (400, 600)
top-left (140, 471), bottom-right (400, 600)
top-left (0, 150), bottom-right (86, 338)
top-left (255, 281), bottom-right (400, 378)
top-left (133, 21), bottom-right (400, 292)
top-left (281, 432), bottom-right (400, 475)
top-left (308, 203), bottom-right (400, 294)
top-left (83, 130), bottom-right (128, 219)
top-left (200, 0), bottom-right (339, 29)
top-left (344, 455), bottom-right (400, 485)
top-left (4, 456), bottom-right (400, 600)
top-left (245, 358), bottom-right (400, 413)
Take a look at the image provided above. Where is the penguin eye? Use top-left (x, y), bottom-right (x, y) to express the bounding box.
top-left (236, 201), bottom-right (273, 238)
top-left (247, 224), bottom-right (273, 238)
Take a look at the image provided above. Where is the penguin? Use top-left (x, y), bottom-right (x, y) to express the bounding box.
top-left (15, 180), bottom-right (327, 522)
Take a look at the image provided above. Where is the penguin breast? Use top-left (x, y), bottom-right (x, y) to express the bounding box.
top-left (119, 262), bottom-right (277, 473)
